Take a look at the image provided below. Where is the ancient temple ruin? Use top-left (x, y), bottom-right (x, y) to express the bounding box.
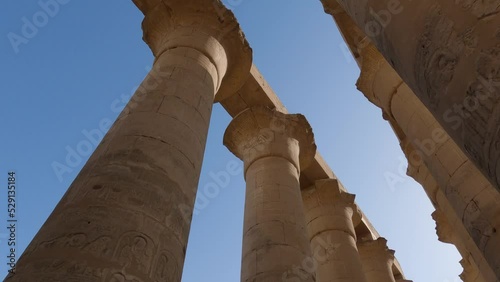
top-left (6, 0), bottom-right (500, 281)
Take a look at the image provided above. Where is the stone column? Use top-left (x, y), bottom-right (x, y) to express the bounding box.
top-left (402, 135), bottom-right (498, 281)
top-left (357, 238), bottom-right (396, 282)
top-left (351, 39), bottom-right (500, 280)
top-left (432, 209), bottom-right (487, 282)
top-left (334, 0), bottom-right (500, 192)
top-left (6, 1), bottom-right (251, 281)
top-left (319, 4), bottom-right (499, 278)
top-left (223, 106), bottom-right (317, 282)
top-left (302, 179), bottom-right (367, 282)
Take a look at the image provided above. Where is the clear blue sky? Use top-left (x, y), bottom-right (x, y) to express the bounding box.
top-left (1, 0), bottom-right (461, 281)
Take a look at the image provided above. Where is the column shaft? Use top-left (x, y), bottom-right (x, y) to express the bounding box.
top-left (303, 179), bottom-right (367, 282)
top-left (224, 107), bottom-right (317, 282)
top-left (357, 238), bottom-right (396, 282)
top-left (243, 156), bottom-right (312, 281)
top-left (8, 45), bottom-right (217, 282)
top-left (7, 1), bottom-right (252, 280)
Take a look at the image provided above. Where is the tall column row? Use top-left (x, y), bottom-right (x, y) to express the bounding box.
top-left (223, 107), bottom-right (403, 281)
top-left (335, 0), bottom-right (500, 194)
top-left (356, 43), bottom-right (500, 281)
top-left (320, 1), bottom-right (500, 279)
top-left (6, 1), bottom-right (252, 281)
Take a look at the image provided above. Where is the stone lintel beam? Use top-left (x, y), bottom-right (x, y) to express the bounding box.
top-left (302, 179), bottom-right (367, 282)
top-left (224, 106), bottom-right (316, 282)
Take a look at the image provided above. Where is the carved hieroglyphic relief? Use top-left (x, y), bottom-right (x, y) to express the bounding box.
top-left (464, 45), bottom-right (500, 183)
top-left (415, 4), bottom-right (461, 108)
top-left (152, 251), bottom-right (179, 281)
top-left (113, 232), bottom-right (156, 275)
top-left (455, 0), bottom-right (500, 19)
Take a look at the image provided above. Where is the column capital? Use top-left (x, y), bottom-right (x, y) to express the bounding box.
top-left (317, 179), bottom-right (362, 223)
top-left (400, 137), bottom-right (421, 180)
top-left (320, 0), bottom-right (344, 15)
top-left (356, 43), bottom-right (403, 117)
top-left (460, 258), bottom-right (482, 282)
top-left (358, 237), bottom-right (396, 262)
top-left (302, 179), bottom-right (362, 238)
top-left (134, 0), bottom-right (252, 102)
top-left (223, 106), bottom-right (316, 175)
top-left (431, 209), bottom-right (455, 244)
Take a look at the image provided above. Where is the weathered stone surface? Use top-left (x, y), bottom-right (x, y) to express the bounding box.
top-left (433, 209), bottom-right (487, 282)
top-left (335, 0), bottom-right (500, 195)
top-left (321, 1), bottom-right (500, 279)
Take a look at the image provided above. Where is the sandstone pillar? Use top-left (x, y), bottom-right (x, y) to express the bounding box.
top-left (223, 106), bottom-right (317, 282)
top-left (302, 179), bottom-right (367, 282)
top-left (320, 6), bottom-right (500, 278)
top-left (357, 238), bottom-right (396, 282)
top-left (433, 209), bottom-right (487, 282)
top-left (349, 40), bottom-right (500, 280)
top-left (401, 133), bottom-right (499, 281)
top-left (6, 1), bottom-right (251, 281)
top-left (406, 142), bottom-right (492, 282)
top-left (334, 0), bottom-right (500, 193)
